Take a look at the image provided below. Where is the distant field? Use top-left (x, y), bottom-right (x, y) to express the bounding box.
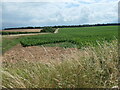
top-left (20, 26), bottom-right (118, 48)
top-left (2, 29), bottom-right (42, 32)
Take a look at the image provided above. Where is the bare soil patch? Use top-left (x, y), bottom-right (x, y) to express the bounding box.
top-left (3, 44), bottom-right (81, 63)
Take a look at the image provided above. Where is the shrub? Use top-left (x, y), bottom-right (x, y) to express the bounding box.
top-left (41, 27), bottom-right (56, 33)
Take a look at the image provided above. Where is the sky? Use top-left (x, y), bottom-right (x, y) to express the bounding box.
top-left (1, 0), bottom-right (119, 29)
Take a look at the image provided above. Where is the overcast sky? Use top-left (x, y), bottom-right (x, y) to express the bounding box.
top-left (1, 0), bottom-right (119, 29)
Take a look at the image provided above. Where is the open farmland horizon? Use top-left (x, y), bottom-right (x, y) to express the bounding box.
top-left (2, 25), bottom-right (119, 53)
top-left (2, 25), bottom-right (119, 88)
top-left (1, 0), bottom-right (119, 88)
top-left (2, 23), bottom-right (120, 30)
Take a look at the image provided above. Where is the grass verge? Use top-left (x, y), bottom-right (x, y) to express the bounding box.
top-left (2, 40), bottom-right (119, 88)
top-left (2, 37), bottom-right (20, 54)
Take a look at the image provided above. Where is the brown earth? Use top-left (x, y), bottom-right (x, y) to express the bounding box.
top-left (2, 29), bottom-right (42, 32)
top-left (3, 44), bottom-right (81, 64)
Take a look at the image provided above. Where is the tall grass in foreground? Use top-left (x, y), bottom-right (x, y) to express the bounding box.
top-left (2, 40), bottom-right (119, 88)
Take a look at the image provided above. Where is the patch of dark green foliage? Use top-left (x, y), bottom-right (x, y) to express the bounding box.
top-left (41, 27), bottom-right (56, 33)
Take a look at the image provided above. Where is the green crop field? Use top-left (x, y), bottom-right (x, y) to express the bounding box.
top-left (2, 26), bottom-right (118, 53)
top-left (20, 26), bottom-right (118, 48)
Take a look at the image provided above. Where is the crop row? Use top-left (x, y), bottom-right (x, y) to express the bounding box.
top-left (20, 36), bottom-right (114, 48)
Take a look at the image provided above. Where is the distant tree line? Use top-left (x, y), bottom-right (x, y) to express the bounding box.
top-left (1, 32), bottom-right (41, 35)
top-left (4, 23), bottom-right (120, 30)
top-left (4, 26), bottom-right (43, 30)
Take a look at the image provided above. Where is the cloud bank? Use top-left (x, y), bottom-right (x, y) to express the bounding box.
top-left (1, 0), bottom-right (119, 29)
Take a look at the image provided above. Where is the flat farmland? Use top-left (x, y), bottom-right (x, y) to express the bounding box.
top-left (20, 26), bottom-right (118, 48)
top-left (2, 25), bottom-right (119, 88)
top-left (2, 26), bottom-right (118, 53)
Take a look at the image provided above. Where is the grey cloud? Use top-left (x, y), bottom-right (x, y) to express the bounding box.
top-left (1, 1), bottom-right (118, 29)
